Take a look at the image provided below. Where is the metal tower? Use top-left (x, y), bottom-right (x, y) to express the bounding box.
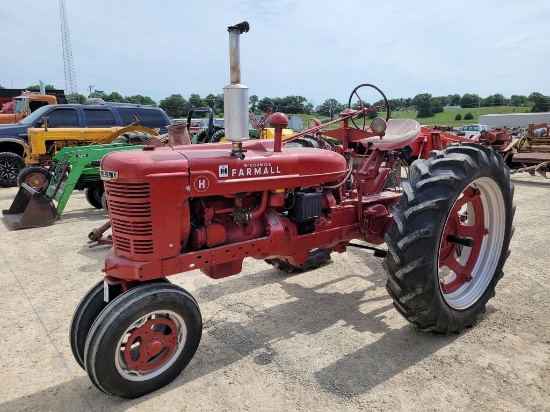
top-left (59, 0), bottom-right (78, 96)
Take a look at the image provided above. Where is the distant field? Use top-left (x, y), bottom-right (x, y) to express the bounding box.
top-left (391, 106), bottom-right (532, 128)
top-left (297, 106), bottom-right (532, 129)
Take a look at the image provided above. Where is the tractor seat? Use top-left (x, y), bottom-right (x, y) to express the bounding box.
top-left (360, 118), bottom-right (421, 151)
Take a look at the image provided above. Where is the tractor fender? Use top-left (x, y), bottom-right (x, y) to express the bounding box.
top-left (0, 137), bottom-right (29, 158)
top-left (105, 125), bottom-right (160, 143)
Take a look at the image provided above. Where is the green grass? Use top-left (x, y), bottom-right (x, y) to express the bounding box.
top-left (296, 106), bottom-right (532, 129)
top-left (385, 106), bottom-right (531, 128)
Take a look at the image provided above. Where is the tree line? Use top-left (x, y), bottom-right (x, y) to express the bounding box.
top-left (2, 83), bottom-right (549, 119)
top-left (156, 91), bottom-right (550, 119)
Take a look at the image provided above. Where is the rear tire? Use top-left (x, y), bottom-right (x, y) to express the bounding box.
top-left (0, 152), bottom-right (26, 187)
top-left (384, 144), bottom-right (515, 333)
top-left (85, 187), bottom-right (105, 209)
top-left (284, 136), bottom-right (331, 149)
top-left (211, 129), bottom-right (226, 143)
top-left (265, 248), bottom-right (332, 273)
top-left (113, 131), bottom-right (152, 145)
top-left (195, 130), bottom-right (208, 143)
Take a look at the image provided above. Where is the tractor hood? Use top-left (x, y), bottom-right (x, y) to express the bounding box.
top-left (100, 140), bottom-right (348, 196)
top-left (100, 147), bottom-right (189, 181)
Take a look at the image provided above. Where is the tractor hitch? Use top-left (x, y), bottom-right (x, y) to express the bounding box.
top-left (347, 242), bottom-right (388, 257)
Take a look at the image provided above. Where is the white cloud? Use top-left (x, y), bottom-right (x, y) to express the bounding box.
top-left (1, 0), bottom-right (548, 104)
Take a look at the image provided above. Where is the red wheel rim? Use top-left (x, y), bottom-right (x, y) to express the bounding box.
top-left (123, 317), bottom-right (179, 372)
top-left (439, 186), bottom-right (488, 294)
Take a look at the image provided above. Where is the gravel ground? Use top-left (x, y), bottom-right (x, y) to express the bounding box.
top-left (0, 172), bottom-right (548, 412)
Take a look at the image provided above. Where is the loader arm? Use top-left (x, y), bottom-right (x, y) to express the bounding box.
top-left (2, 143), bottom-right (145, 230)
top-left (46, 144), bottom-right (146, 216)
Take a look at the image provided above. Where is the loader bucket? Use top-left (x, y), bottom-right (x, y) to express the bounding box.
top-left (2, 184), bottom-right (58, 230)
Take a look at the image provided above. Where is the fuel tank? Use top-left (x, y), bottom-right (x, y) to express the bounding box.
top-left (101, 140), bottom-right (348, 196)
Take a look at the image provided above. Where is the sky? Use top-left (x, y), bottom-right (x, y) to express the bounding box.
top-left (1, 0), bottom-right (548, 107)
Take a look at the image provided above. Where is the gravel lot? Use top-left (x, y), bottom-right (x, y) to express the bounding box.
top-left (0, 172), bottom-right (548, 412)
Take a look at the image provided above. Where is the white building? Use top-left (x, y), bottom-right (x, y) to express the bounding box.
top-left (478, 112), bottom-right (550, 128)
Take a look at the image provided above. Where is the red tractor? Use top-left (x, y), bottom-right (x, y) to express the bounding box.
top-left (70, 22), bottom-right (515, 398)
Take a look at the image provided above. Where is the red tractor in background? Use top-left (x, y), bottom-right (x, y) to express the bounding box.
top-left (70, 22), bottom-right (515, 398)
top-left (389, 125), bottom-right (519, 184)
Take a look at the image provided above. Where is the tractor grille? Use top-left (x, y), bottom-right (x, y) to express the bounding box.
top-left (109, 200), bottom-right (152, 217)
top-left (105, 182), bottom-right (154, 256)
top-left (107, 182), bottom-right (150, 199)
top-left (112, 229), bottom-right (154, 254)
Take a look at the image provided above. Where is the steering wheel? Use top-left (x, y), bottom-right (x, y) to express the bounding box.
top-left (347, 83), bottom-right (390, 130)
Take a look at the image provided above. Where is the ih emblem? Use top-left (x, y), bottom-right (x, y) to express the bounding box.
top-left (219, 165), bottom-right (229, 177)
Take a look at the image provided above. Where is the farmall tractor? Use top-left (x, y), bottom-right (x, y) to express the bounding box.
top-left (70, 22), bottom-right (515, 398)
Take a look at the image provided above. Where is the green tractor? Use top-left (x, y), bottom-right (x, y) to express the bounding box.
top-left (2, 142), bottom-right (147, 230)
top-left (188, 107), bottom-right (224, 143)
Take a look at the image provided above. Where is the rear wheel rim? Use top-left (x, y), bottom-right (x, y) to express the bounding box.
top-left (438, 177), bottom-right (505, 309)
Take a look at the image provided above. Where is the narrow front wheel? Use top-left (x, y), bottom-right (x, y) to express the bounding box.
top-left (70, 278), bottom-right (169, 369)
top-left (84, 283), bottom-right (202, 398)
top-left (70, 280), bottom-right (113, 369)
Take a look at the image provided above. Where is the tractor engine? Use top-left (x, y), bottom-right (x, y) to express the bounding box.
top-left (100, 138), bottom-right (398, 281)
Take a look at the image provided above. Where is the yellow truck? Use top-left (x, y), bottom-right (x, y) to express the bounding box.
top-left (0, 92), bottom-right (58, 124)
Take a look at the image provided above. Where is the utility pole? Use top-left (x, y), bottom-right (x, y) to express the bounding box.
top-left (88, 85), bottom-right (94, 97)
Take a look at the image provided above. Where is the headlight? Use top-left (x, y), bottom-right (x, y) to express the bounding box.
top-left (370, 117), bottom-right (387, 134)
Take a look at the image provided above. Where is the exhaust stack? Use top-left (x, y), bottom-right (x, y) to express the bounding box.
top-left (224, 21), bottom-right (250, 152)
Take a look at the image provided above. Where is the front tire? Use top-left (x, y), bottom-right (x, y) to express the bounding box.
top-left (69, 280), bottom-right (113, 369)
top-left (85, 187), bottom-right (105, 209)
top-left (384, 144), bottom-right (515, 333)
top-left (70, 279), bottom-right (170, 370)
top-left (84, 283), bottom-right (202, 398)
top-left (17, 166), bottom-right (49, 190)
